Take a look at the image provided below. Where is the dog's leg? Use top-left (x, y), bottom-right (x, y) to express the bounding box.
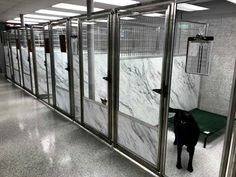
top-left (176, 144), bottom-right (183, 169)
top-left (187, 146), bottom-right (195, 172)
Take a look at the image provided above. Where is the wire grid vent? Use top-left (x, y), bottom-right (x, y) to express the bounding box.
top-left (34, 30), bottom-right (44, 47)
top-left (120, 17), bottom-right (163, 58)
top-left (186, 36), bottom-right (214, 75)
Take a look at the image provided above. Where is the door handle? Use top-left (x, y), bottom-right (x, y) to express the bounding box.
top-left (152, 89), bottom-right (162, 94)
top-left (65, 67), bottom-right (69, 71)
top-left (152, 87), bottom-right (168, 96)
top-left (100, 98), bottom-right (107, 105)
top-left (44, 60), bottom-right (47, 67)
top-left (102, 76), bottom-right (111, 83)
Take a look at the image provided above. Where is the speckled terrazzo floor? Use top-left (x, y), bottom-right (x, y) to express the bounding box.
top-left (0, 77), bottom-right (155, 177)
top-left (0, 75), bottom-right (225, 177)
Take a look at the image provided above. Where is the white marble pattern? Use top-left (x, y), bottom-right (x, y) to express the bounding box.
top-left (21, 48), bottom-right (32, 90)
top-left (11, 47), bottom-right (19, 70)
top-left (73, 54), bottom-right (81, 121)
top-left (4, 47), bottom-right (10, 66)
top-left (24, 75), bottom-right (31, 91)
top-left (6, 67), bottom-right (11, 79)
top-left (35, 47), bottom-right (48, 94)
top-left (56, 87), bottom-right (70, 113)
top-left (118, 112), bottom-right (158, 164)
top-left (54, 50), bottom-right (70, 113)
top-left (83, 98), bottom-right (108, 136)
top-left (83, 53), bottom-right (108, 102)
top-left (119, 56), bottom-right (200, 126)
top-left (117, 56), bottom-right (200, 164)
top-left (21, 48), bottom-right (30, 75)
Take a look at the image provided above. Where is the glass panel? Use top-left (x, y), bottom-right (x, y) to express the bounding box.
top-left (34, 29), bottom-right (49, 102)
top-left (71, 19), bottom-right (81, 121)
top-left (165, 1), bottom-right (236, 176)
top-left (82, 17), bottom-right (109, 136)
top-left (9, 30), bottom-right (21, 85)
top-left (44, 28), bottom-right (53, 105)
top-left (19, 29), bottom-right (32, 91)
top-left (27, 30), bottom-right (35, 94)
top-left (52, 23), bottom-right (70, 113)
top-left (117, 10), bottom-right (167, 165)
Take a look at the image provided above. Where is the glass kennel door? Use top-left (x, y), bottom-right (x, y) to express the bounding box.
top-left (115, 3), bottom-right (174, 169)
top-left (18, 29), bottom-right (33, 92)
top-left (3, 32), bottom-right (13, 79)
top-left (9, 30), bottom-right (22, 85)
top-left (71, 18), bottom-right (81, 122)
top-left (33, 27), bottom-right (52, 104)
top-left (80, 15), bottom-right (110, 138)
top-left (51, 22), bottom-right (71, 114)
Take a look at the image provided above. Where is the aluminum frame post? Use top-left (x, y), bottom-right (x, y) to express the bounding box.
top-left (219, 59), bottom-right (236, 177)
top-left (87, 0), bottom-right (95, 100)
top-left (157, 1), bottom-right (176, 175)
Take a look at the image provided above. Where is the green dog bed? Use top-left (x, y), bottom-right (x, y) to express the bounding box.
top-left (168, 108), bottom-right (227, 148)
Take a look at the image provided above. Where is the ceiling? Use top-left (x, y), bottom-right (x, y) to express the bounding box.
top-left (0, 0), bottom-right (234, 22)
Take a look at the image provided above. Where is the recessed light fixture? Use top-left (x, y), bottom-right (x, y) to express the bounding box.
top-left (227, 0), bottom-right (236, 4)
top-left (52, 3), bottom-right (103, 12)
top-left (143, 13), bottom-right (164, 17)
top-left (24, 14), bottom-right (62, 20)
top-left (6, 20), bottom-right (38, 24)
top-left (177, 3), bottom-right (209, 11)
top-left (94, 0), bottom-right (138, 6)
top-left (120, 17), bottom-right (135, 20)
top-left (36, 9), bottom-right (79, 17)
top-left (14, 17), bottom-right (48, 23)
top-left (96, 19), bottom-right (107, 23)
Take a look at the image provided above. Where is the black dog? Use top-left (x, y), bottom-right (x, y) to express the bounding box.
top-left (169, 108), bottom-right (200, 172)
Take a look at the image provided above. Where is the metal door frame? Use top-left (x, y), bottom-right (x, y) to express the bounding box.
top-left (3, 31), bottom-right (13, 81)
top-left (31, 25), bottom-right (52, 104)
top-left (17, 28), bottom-right (34, 93)
top-left (112, 0), bottom-right (176, 174)
top-left (78, 11), bottom-right (113, 143)
top-left (50, 19), bottom-right (73, 117)
top-left (9, 29), bottom-right (21, 86)
top-left (219, 59), bottom-right (236, 177)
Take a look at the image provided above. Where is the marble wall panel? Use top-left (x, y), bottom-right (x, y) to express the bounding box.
top-left (21, 48), bottom-right (30, 75)
top-left (24, 74), bottom-right (31, 91)
top-left (117, 112), bottom-right (158, 164)
top-left (35, 47), bottom-right (48, 94)
top-left (6, 67), bottom-right (11, 78)
top-left (54, 50), bottom-right (70, 113)
top-left (73, 54), bottom-right (81, 121)
top-left (4, 47), bottom-right (10, 66)
top-left (119, 56), bottom-right (200, 126)
top-left (83, 98), bottom-right (108, 136)
top-left (56, 87), bottom-right (70, 113)
top-left (83, 53), bottom-right (108, 103)
top-left (11, 47), bottom-right (18, 70)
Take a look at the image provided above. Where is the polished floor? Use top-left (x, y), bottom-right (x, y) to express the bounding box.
top-left (0, 77), bottom-right (155, 177)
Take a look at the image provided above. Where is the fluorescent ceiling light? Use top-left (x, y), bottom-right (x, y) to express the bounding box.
top-left (95, 19), bottom-right (107, 23)
top-left (24, 14), bottom-right (62, 20)
top-left (14, 17), bottom-right (48, 22)
top-left (120, 17), bottom-right (135, 20)
top-left (36, 9), bottom-right (79, 17)
top-left (177, 3), bottom-right (209, 11)
top-left (143, 13), bottom-right (164, 17)
top-left (52, 3), bottom-right (103, 12)
top-left (94, 0), bottom-right (138, 6)
top-left (227, 0), bottom-right (236, 4)
top-left (6, 20), bottom-right (38, 24)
